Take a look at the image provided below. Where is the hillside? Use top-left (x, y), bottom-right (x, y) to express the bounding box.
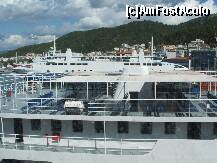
top-left (2, 14), bottom-right (217, 57)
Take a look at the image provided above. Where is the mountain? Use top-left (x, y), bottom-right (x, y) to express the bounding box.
top-left (0, 50), bottom-right (8, 54)
top-left (2, 14), bottom-right (217, 58)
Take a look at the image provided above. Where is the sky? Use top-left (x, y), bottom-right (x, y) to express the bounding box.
top-left (0, 0), bottom-right (217, 51)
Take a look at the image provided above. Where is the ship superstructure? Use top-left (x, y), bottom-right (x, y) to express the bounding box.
top-left (15, 37), bottom-right (188, 74)
top-left (28, 48), bottom-right (188, 74)
top-left (0, 67), bottom-right (217, 163)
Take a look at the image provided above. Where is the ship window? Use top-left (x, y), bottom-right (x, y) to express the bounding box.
top-left (31, 119), bottom-right (41, 131)
top-left (124, 63), bottom-right (129, 65)
top-left (82, 63), bottom-right (88, 65)
top-left (72, 120), bottom-right (83, 132)
top-left (52, 63), bottom-right (57, 65)
top-left (58, 63), bottom-right (63, 65)
top-left (64, 63), bottom-right (67, 65)
top-left (118, 121), bottom-right (128, 134)
top-left (51, 120), bottom-right (61, 132)
top-left (141, 122), bottom-right (152, 134)
top-left (95, 121), bottom-right (104, 133)
top-left (130, 63), bottom-right (140, 65)
top-left (159, 63), bottom-right (162, 66)
top-left (165, 122), bottom-right (176, 134)
top-left (90, 70), bottom-right (93, 71)
top-left (152, 63), bottom-right (157, 66)
top-left (143, 63), bottom-right (147, 66)
top-left (70, 63), bottom-right (75, 65)
top-left (213, 123), bottom-right (217, 135)
top-left (77, 63), bottom-right (82, 65)
top-left (178, 65), bottom-right (183, 68)
top-left (46, 63), bottom-right (51, 65)
top-left (147, 63), bottom-right (151, 66)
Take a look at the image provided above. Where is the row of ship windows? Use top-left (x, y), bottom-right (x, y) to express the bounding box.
top-left (31, 120), bottom-right (152, 134)
top-left (47, 70), bottom-right (93, 73)
top-left (45, 63), bottom-right (165, 66)
top-left (46, 63), bottom-right (88, 66)
top-left (124, 63), bottom-right (163, 66)
top-left (31, 120), bottom-right (217, 135)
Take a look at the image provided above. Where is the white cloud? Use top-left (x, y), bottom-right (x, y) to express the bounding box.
top-left (157, 0), bottom-right (217, 24)
top-left (34, 25), bottom-right (57, 35)
top-left (0, 0), bottom-right (217, 51)
top-left (0, 0), bottom-right (49, 21)
top-left (1, 0), bottom-right (216, 25)
top-left (0, 34), bottom-right (54, 50)
top-left (64, 0), bottom-right (90, 9)
top-left (30, 34), bottom-right (54, 44)
top-left (57, 0), bottom-right (217, 31)
top-left (3, 35), bottom-right (27, 47)
top-left (0, 0), bottom-right (216, 22)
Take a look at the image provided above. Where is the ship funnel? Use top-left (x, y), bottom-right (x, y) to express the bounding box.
top-left (66, 48), bottom-right (72, 60)
top-left (139, 49), bottom-right (144, 63)
top-left (132, 49), bottom-right (138, 56)
top-left (66, 48), bottom-right (72, 54)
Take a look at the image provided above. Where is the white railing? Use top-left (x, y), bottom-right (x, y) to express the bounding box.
top-left (1, 73), bottom-right (217, 117)
top-left (0, 133), bottom-right (157, 155)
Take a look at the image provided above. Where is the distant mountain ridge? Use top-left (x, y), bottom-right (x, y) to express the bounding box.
top-left (2, 14), bottom-right (217, 58)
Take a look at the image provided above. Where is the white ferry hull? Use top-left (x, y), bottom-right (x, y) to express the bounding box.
top-left (0, 139), bottom-right (216, 163)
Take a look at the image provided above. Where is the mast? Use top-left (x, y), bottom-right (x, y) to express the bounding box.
top-left (53, 35), bottom-right (56, 55)
top-left (187, 43), bottom-right (191, 70)
top-left (151, 36), bottom-right (154, 57)
top-left (15, 52), bottom-right (18, 64)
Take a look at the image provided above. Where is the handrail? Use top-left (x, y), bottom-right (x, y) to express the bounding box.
top-left (0, 133), bottom-right (157, 142)
top-left (0, 133), bottom-right (157, 155)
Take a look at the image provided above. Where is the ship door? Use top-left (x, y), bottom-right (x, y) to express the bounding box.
top-left (129, 92), bottom-right (139, 112)
top-left (14, 119), bottom-right (24, 143)
top-left (187, 122), bottom-right (201, 139)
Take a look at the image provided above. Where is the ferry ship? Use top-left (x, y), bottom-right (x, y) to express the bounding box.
top-left (13, 38), bottom-right (188, 74)
top-left (0, 64), bottom-right (217, 163)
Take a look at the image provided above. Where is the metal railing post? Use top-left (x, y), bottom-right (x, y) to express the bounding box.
top-left (15, 134), bottom-right (17, 149)
top-left (0, 118), bottom-right (4, 145)
top-left (120, 138), bottom-right (123, 155)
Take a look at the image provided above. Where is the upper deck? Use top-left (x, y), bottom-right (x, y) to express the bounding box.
top-left (0, 70), bottom-right (217, 121)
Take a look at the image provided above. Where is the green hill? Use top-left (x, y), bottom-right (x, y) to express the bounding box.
top-left (2, 14), bottom-right (217, 58)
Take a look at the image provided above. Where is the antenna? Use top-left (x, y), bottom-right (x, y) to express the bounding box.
top-left (215, 32), bottom-right (217, 41)
top-left (15, 52), bottom-right (18, 64)
top-left (151, 36), bottom-right (154, 56)
top-left (53, 35), bottom-right (56, 55)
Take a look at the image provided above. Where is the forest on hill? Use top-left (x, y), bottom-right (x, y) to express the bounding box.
top-left (2, 14), bottom-right (217, 58)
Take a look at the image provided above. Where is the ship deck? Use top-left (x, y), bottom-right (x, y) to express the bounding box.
top-left (0, 71), bottom-right (217, 118)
